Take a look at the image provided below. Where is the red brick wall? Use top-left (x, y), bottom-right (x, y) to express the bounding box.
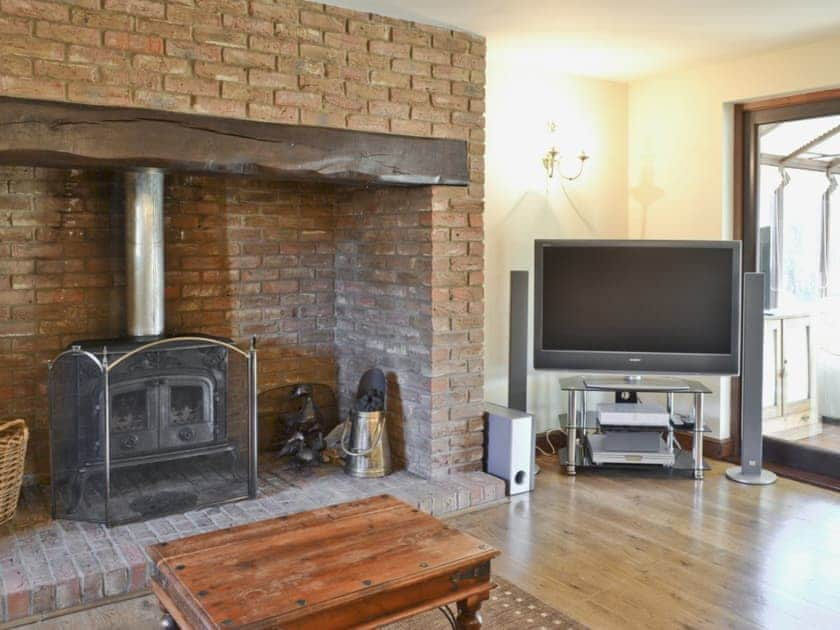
top-left (335, 186), bottom-right (434, 476)
top-left (430, 187), bottom-right (485, 477)
top-left (166, 175), bottom-right (340, 460)
top-left (164, 174), bottom-right (338, 394)
top-left (0, 0), bottom-right (486, 480)
top-left (0, 168), bottom-right (340, 478)
top-left (333, 184), bottom-right (485, 478)
top-left (0, 167), bottom-right (124, 475)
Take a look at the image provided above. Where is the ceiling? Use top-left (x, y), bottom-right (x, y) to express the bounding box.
top-left (326, 0), bottom-right (840, 80)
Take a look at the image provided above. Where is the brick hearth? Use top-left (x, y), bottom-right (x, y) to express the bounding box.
top-left (0, 459), bottom-right (504, 624)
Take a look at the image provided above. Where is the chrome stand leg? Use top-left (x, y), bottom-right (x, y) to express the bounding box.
top-left (693, 393), bottom-right (704, 480)
top-left (247, 337), bottom-right (259, 499)
top-left (666, 392), bottom-right (674, 456)
top-left (566, 390), bottom-right (577, 476)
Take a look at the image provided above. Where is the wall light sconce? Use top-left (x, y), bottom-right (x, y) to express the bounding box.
top-left (542, 122), bottom-right (589, 181)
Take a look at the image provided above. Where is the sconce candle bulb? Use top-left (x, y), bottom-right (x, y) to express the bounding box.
top-left (543, 147), bottom-right (589, 181)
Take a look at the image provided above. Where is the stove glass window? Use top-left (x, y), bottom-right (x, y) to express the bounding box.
top-left (112, 389), bottom-right (149, 433)
top-left (170, 385), bottom-right (204, 425)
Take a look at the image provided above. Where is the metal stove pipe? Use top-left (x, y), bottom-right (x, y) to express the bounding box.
top-left (125, 169), bottom-right (165, 338)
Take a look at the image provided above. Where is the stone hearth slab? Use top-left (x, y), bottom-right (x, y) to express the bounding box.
top-left (0, 461), bottom-right (505, 624)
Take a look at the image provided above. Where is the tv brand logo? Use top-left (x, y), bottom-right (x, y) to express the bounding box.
top-left (629, 358), bottom-right (642, 363)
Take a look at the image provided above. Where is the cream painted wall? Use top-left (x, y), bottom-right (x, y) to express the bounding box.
top-left (627, 33), bottom-right (840, 437)
top-left (484, 45), bottom-right (629, 432)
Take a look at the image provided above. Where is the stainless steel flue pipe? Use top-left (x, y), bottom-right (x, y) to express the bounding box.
top-left (125, 169), bottom-right (165, 338)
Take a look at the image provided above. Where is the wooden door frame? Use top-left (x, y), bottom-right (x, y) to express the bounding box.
top-left (732, 88), bottom-right (840, 484)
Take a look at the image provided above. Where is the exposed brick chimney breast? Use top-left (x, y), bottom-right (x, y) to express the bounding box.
top-left (0, 0), bottom-right (485, 481)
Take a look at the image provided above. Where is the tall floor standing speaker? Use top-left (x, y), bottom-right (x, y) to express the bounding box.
top-left (508, 271), bottom-right (529, 412)
top-left (726, 272), bottom-right (777, 485)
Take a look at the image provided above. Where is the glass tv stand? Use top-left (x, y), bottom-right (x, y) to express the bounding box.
top-left (559, 376), bottom-right (712, 480)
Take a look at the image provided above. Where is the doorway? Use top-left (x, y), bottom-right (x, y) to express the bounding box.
top-left (736, 91), bottom-right (840, 485)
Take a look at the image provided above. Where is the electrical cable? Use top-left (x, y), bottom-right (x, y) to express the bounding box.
top-left (536, 428), bottom-right (560, 456)
top-left (560, 180), bottom-right (598, 236)
top-left (437, 605), bottom-right (457, 629)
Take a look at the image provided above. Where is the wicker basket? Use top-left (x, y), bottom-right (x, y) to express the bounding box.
top-left (0, 419), bottom-right (28, 525)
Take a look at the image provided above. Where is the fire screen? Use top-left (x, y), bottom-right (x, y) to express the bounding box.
top-left (48, 336), bottom-right (257, 526)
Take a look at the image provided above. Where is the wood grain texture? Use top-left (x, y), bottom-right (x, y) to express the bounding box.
top-left (740, 88), bottom-right (840, 112)
top-left (150, 494), bottom-right (498, 629)
top-left (448, 456), bottom-right (840, 629)
top-left (0, 97), bottom-right (469, 186)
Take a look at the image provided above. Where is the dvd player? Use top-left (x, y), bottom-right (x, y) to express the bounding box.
top-left (586, 434), bottom-right (675, 466)
top-left (597, 402), bottom-right (670, 428)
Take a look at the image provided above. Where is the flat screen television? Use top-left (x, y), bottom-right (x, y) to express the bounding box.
top-left (534, 240), bottom-right (742, 375)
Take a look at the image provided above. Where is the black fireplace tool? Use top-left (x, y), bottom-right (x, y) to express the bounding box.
top-left (278, 384), bottom-right (327, 467)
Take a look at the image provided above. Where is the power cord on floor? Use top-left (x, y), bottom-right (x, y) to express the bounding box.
top-left (536, 428), bottom-right (561, 456)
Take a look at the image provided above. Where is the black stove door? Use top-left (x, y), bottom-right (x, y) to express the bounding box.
top-left (159, 375), bottom-right (215, 450)
top-left (109, 379), bottom-right (159, 457)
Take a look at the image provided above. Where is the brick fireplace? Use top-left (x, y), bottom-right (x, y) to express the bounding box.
top-left (0, 0), bottom-right (486, 484)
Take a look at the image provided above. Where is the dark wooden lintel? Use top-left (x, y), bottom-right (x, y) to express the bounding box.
top-left (0, 97), bottom-right (469, 187)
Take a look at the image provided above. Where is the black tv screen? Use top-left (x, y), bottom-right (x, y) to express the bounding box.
top-left (534, 240), bottom-right (741, 375)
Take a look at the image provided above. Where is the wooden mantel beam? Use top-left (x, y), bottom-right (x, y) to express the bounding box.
top-left (0, 97), bottom-right (469, 187)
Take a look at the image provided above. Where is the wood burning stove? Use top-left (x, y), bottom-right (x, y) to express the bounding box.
top-left (48, 336), bottom-right (257, 526)
top-left (47, 169), bottom-right (257, 526)
top-left (77, 337), bottom-right (229, 462)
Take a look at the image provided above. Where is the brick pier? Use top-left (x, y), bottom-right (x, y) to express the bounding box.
top-left (0, 0), bottom-right (487, 482)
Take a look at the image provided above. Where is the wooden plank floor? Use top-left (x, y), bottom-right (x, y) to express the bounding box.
top-left (448, 457), bottom-right (840, 630)
top-left (21, 457), bottom-right (840, 629)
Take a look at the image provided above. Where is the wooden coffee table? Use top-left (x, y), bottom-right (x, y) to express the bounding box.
top-left (149, 494), bottom-right (500, 629)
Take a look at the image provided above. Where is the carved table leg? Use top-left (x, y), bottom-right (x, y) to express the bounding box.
top-left (456, 595), bottom-right (484, 629)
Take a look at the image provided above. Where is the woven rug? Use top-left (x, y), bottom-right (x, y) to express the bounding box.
top-left (33, 575), bottom-right (586, 629)
top-left (386, 576), bottom-right (587, 629)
